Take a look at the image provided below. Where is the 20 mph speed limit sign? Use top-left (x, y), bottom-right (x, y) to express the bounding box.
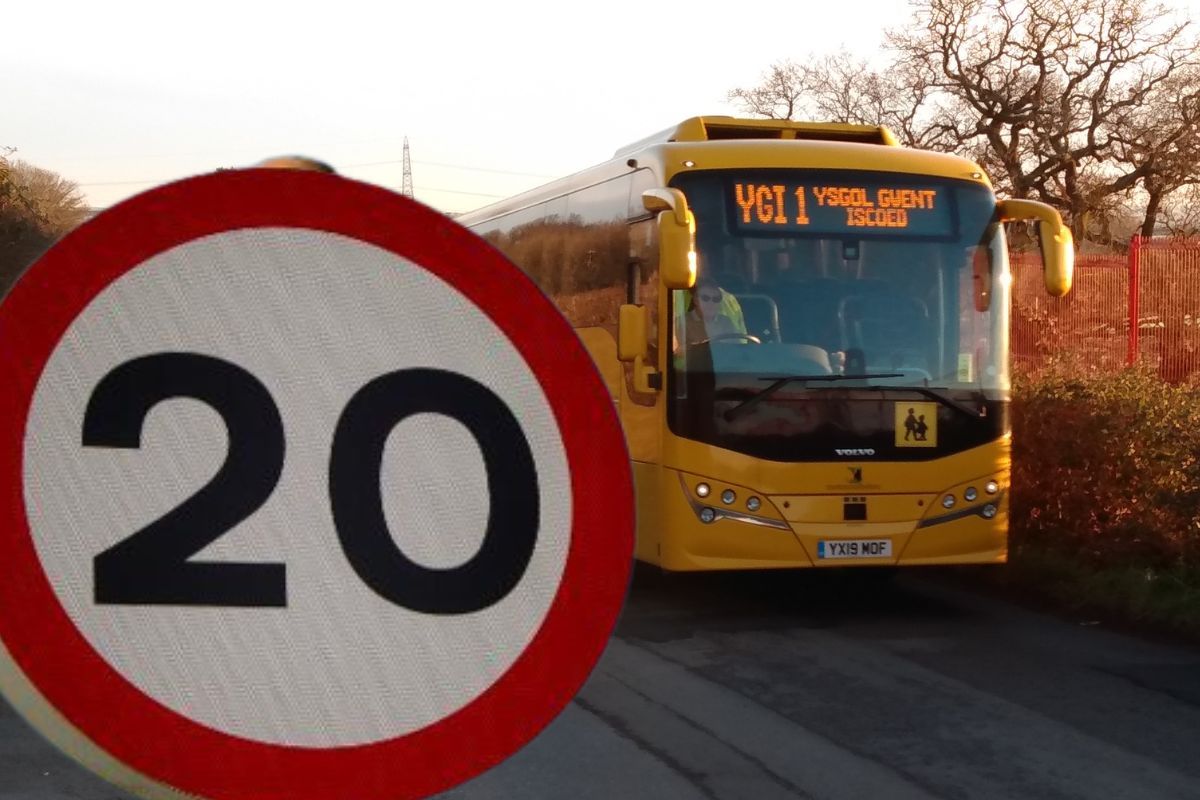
top-left (0, 170), bottom-right (634, 800)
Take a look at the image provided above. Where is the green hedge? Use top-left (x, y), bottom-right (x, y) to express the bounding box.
top-left (1011, 363), bottom-right (1200, 571)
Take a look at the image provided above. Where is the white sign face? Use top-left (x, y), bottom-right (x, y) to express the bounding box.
top-left (0, 171), bottom-right (634, 800)
top-left (24, 228), bottom-right (571, 745)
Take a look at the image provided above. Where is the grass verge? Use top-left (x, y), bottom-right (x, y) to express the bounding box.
top-left (956, 545), bottom-right (1200, 643)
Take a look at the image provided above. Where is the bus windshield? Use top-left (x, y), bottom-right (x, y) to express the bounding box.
top-left (668, 169), bottom-right (1009, 461)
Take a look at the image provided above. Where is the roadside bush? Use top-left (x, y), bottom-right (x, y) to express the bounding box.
top-left (1, 158), bottom-right (88, 296)
top-left (1011, 362), bottom-right (1200, 570)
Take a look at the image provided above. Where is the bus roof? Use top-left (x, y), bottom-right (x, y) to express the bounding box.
top-left (458, 118), bottom-right (990, 224)
top-left (614, 116), bottom-right (899, 157)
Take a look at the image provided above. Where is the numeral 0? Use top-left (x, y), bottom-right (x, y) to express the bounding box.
top-left (83, 353), bottom-right (539, 615)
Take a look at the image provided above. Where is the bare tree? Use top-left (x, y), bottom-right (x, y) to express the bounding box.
top-left (726, 61), bottom-right (807, 120)
top-left (1159, 185), bottom-right (1200, 236)
top-left (726, 0), bottom-right (1200, 242)
top-left (889, 0), bottom-right (1198, 237)
top-left (726, 53), bottom-right (956, 149)
top-left (799, 52), bottom-right (963, 150)
top-left (1109, 67), bottom-right (1200, 236)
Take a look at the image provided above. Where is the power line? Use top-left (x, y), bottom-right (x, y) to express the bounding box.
top-left (408, 185), bottom-right (507, 198)
top-left (78, 160), bottom-right (554, 189)
top-left (77, 178), bottom-right (169, 187)
top-left (79, 174), bottom-right (507, 200)
top-left (346, 158), bottom-right (556, 179)
top-left (420, 159), bottom-right (556, 178)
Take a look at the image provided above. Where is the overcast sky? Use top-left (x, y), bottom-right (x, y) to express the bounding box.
top-left (4, 1), bottom-right (1197, 214)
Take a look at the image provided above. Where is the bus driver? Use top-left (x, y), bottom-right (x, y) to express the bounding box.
top-left (673, 275), bottom-right (750, 352)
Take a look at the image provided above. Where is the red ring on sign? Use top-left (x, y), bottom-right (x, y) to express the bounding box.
top-left (0, 170), bottom-right (634, 800)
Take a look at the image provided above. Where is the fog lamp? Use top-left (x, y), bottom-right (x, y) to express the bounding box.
top-left (696, 482), bottom-right (710, 498)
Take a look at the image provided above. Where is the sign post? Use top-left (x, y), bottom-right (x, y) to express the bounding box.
top-left (0, 169), bottom-right (634, 800)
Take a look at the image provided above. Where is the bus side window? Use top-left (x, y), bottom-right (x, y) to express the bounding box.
top-left (628, 218), bottom-right (659, 361)
top-left (626, 168), bottom-right (661, 355)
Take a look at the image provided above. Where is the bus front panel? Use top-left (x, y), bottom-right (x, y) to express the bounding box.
top-left (653, 168), bottom-right (1011, 569)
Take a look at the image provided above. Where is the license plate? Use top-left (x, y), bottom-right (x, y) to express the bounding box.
top-left (817, 539), bottom-right (892, 559)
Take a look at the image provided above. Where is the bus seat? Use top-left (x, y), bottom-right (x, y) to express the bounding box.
top-left (838, 293), bottom-right (931, 370)
top-left (735, 293), bottom-right (781, 342)
top-left (774, 279), bottom-right (845, 351)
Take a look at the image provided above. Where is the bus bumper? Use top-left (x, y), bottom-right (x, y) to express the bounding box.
top-left (652, 467), bottom-right (1008, 571)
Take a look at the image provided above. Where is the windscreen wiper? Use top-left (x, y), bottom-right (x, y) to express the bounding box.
top-left (724, 376), bottom-right (989, 422)
top-left (861, 385), bottom-right (987, 420)
top-left (723, 373), bottom-right (903, 422)
top-left (907, 386), bottom-right (984, 419)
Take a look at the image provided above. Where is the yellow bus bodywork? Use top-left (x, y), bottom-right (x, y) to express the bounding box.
top-left (461, 118), bottom-right (1015, 572)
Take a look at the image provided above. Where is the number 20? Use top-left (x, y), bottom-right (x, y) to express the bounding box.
top-left (82, 353), bottom-right (539, 615)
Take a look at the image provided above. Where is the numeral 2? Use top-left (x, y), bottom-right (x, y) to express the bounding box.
top-left (85, 354), bottom-right (286, 607)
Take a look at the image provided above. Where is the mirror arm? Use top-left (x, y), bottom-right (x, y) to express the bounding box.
top-left (642, 188), bottom-right (691, 226)
top-left (997, 198), bottom-right (1059, 225)
top-left (633, 356), bottom-right (661, 393)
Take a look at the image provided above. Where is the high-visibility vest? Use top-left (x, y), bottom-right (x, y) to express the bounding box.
top-left (673, 290), bottom-right (746, 333)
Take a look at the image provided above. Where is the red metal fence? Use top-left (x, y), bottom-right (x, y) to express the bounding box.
top-left (1011, 237), bottom-right (1200, 382)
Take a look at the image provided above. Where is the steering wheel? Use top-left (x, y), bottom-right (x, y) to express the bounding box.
top-left (693, 332), bottom-right (763, 347)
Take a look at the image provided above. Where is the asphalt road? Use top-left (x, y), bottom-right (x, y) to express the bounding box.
top-left (3, 568), bottom-right (1199, 799)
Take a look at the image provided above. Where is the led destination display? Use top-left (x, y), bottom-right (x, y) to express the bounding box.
top-left (731, 180), bottom-right (956, 237)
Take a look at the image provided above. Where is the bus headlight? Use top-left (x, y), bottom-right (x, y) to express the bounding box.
top-left (985, 480), bottom-right (999, 495)
top-left (696, 483), bottom-right (711, 498)
top-left (965, 487), bottom-right (978, 502)
top-left (746, 496), bottom-right (761, 512)
top-left (981, 504), bottom-right (998, 519)
top-left (721, 489), bottom-right (736, 505)
top-left (699, 507), bottom-right (716, 524)
top-left (942, 494), bottom-right (956, 509)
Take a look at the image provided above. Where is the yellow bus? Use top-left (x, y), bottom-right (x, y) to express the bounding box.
top-left (458, 116), bottom-right (1072, 571)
